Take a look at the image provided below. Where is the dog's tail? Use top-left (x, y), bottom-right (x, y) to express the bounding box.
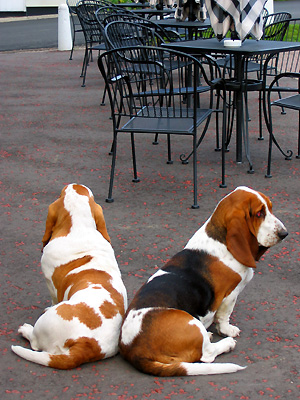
top-left (11, 337), bottom-right (105, 369)
top-left (135, 359), bottom-right (246, 376)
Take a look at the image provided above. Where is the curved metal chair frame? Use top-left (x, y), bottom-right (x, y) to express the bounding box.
top-left (76, 0), bottom-right (109, 87)
top-left (66, 0), bottom-right (83, 60)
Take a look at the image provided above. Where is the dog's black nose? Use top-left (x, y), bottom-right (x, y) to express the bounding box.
top-left (278, 229), bottom-right (288, 240)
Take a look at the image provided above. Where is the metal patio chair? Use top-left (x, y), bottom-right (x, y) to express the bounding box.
top-left (98, 46), bottom-right (225, 208)
top-left (258, 17), bottom-right (300, 139)
top-left (66, 0), bottom-right (83, 60)
top-left (76, 0), bottom-right (108, 87)
top-left (264, 72), bottom-right (300, 178)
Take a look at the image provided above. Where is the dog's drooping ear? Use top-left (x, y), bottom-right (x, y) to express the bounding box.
top-left (225, 211), bottom-right (258, 268)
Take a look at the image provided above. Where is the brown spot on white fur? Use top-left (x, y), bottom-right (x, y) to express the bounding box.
top-left (56, 303), bottom-right (102, 329)
top-left (48, 337), bottom-right (105, 369)
top-left (206, 258), bottom-right (242, 311)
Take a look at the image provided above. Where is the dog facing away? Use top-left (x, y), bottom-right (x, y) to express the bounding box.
top-left (119, 187), bottom-right (288, 376)
top-left (12, 184), bottom-right (127, 369)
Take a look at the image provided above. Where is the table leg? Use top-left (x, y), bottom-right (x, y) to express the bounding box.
top-left (234, 54), bottom-right (243, 163)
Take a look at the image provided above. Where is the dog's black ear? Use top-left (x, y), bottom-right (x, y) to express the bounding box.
top-left (226, 211), bottom-right (257, 268)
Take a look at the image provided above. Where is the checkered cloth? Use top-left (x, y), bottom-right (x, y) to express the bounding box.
top-left (176, 0), bottom-right (207, 22)
top-left (205, 0), bottom-right (267, 41)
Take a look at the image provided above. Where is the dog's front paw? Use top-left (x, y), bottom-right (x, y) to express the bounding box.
top-left (223, 337), bottom-right (237, 353)
top-left (216, 323), bottom-right (240, 338)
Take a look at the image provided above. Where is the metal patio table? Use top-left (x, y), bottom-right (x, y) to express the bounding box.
top-left (162, 38), bottom-right (300, 163)
top-left (155, 18), bottom-right (211, 40)
top-left (116, 2), bottom-right (150, 7)
top-left (131, 8), bottom-right (175, 19)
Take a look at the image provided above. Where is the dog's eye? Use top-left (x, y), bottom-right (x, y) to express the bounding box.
top-left (256, 211), bottom-right (265, 218)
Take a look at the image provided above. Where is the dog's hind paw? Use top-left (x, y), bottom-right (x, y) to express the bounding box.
top-left (18, 323), bottom-right (34, 341)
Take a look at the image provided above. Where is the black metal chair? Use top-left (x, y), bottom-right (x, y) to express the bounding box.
top-left (104, 20), bottom-right (198, 146)
top-left (66, 0), bottom-right (83, 60)
top-left (264, 71), bottom-right (300, 178)
top-left (258, 17), bottom-right (299, 139)
top-left (76, 0), bottom-right (108, 87)
top-left (98, 46), bottom-right (225, 208)
top-left (261, 18), bottom-right (300, 178)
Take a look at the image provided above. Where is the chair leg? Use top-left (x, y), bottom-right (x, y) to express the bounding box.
top-left (131, 133), bottom-right (140, 183)
top-left (166, 134), bottom-right (173, 164)
top-left (101, 85), bottom-right (106, 106)
top-left (153, 134), bottom-right (159, 145)
top-left (70, 29), bottom-right (76, 61)
top-left (81, 48), bottom-right (89, 87)
top-left (265, 114), bottom-right (273, 179)
top-left (220, 93), bottom-right (227, 189)
top-left (106, 134), bottom-right (117, 203)
top-left (297, 111), bottom-right (300, 159)
top-left (215, 90), bottom-right (221, 151)
top-left (258, 90), bottom-right (264, 140)
top-left (191, 134), bottom-right (199, 209)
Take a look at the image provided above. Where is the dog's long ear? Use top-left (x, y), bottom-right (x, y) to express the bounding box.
top-left (91, 201), bottom-right (111, 243)
top-left (42, 199), bottom-right (60, 248)
top-left (226, 210), bottom-right (258, 268)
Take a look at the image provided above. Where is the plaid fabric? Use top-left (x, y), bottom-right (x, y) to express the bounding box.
top-left (176, 0), bottom-right (207, 22)
top-left (205, 0), bottom-right (266, 41)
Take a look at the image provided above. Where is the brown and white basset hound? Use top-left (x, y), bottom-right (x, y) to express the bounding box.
top-left (11, 184), bottom-right (127, 369)
top-left (119, 187), bottom-right (288, 376)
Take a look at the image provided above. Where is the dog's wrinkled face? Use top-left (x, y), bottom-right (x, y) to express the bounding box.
top-left (235, 187), bottom-right (288, 248)
top-left (207, 186), bottom-right (288, 268)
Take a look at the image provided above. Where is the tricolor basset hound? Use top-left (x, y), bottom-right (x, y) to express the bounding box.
top-left (119, 187), bottom-right (288, 376)
top-left (11, 184), bottom-right (127, 369)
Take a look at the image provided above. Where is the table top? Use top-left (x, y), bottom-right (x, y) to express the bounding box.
top-left (131, 8), bottom-right (176, 16)
top-left (162, 38), bottom-right (300, 56)
top-left (116, 2), bottom-right (150, 7)
top-left (156, 18), bottom-right (211, 29)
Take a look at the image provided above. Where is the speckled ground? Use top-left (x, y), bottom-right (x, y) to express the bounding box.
top-left (1, 48), bottom-right (299, 400)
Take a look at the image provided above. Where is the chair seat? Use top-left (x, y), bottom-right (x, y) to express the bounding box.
top-left (135, 85), bottom-right (210, 97)
top-left (272, 94), bottom-right (300, 111)
top-left (216, 58), bottom-right (262, 73)
top-left (120, 107), bottom-right (213, 134)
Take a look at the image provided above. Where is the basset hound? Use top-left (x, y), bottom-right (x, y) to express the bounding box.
top-left (12, 184), bottom-right (127, 369)
top-left (119, 187), bottom-right (288, 376)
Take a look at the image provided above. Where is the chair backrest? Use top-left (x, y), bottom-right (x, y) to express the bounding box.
top-left (98, 46), bottom-right (219, 126)
top-left (102, 12), bottom-right (182, 42)
top-left (262, 12), bottom-right (292, 42)
top-left (66, 0), bottom-right (77, 14)
top-left (273, 18), bottom-right (300, 75)
top-left (104, 21), bottom-right (166, 49)
top-left (263, 11), bottom-right (292, 27)
top-left (95, 4), bottom-right (132, 25)
top-left (262, 14), bottom-right (291, 41)
top-left (76, 0), bottom-right (104, 44)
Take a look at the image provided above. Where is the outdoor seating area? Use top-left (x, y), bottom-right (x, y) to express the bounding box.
top-left (1, 1), bottom-right (300, 398)
top-left (1, 43), bottom-right (299, 400)
top-left (64, 0), bottom-right (300, 205)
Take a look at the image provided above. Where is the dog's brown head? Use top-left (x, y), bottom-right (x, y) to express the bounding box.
top-left (206, 186), bottom-right (288, 268)
top-left (42, 184), bottom-right (111, 248)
